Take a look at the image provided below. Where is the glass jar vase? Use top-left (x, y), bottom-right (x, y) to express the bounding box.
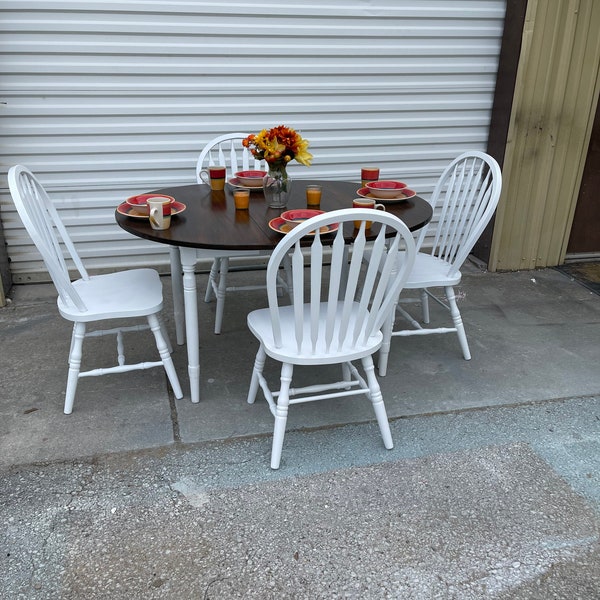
top-left (263, 163), bottom-right (292, 209)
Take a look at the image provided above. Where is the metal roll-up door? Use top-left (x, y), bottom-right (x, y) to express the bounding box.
top-left (0, 0), bottom-right (506, 281)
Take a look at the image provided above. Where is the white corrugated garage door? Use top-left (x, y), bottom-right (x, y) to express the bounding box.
top-left (0, 0), bottom-right (506, 281)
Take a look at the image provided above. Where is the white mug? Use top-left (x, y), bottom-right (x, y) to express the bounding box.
top-left (147, 197), bottom-right (172, 230)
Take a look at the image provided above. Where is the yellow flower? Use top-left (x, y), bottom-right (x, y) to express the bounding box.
top-left (263, 136), bottom-right (286, 161)
top-left (243, 125), bottom-right (313, 167)
top-left (294, 138), bottom-right (313, 167)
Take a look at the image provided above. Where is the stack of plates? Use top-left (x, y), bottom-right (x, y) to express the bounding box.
top-left (117, 193), bottom-right (186, 218)
top-left (355, 187), bottom-right (416, 204)
top-left (227, 178), bottom-right (265, 192)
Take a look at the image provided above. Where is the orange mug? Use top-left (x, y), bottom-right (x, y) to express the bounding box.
top-left (352, 197), bottom-right (386, 229)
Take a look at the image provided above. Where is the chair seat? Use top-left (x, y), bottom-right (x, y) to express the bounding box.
top-left (404, 253), bottom-right (462, 288)
top-left (247, 301), bottom-right (383, 365)
top-left (59, 268), bottom-right (164, 322)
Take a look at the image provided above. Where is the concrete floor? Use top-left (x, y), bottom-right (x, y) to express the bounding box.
top-left (1, 263), bottom-right (599, 598)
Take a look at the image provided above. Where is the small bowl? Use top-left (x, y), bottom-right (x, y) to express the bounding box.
top-left (125, 194), bottom-right (175, 216)
top-left (235, 170), bottom-right (267, 187)
top-left (365, 180), bottom-right (408, 199)
top-left (280, 209), bottom-right (324, 229)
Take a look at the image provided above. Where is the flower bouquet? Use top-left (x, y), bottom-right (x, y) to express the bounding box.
top-left (243, 125), bottom-right (313, 208)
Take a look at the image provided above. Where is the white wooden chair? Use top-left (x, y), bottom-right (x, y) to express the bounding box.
top-left (8, 165), bottom-right (183, 414)
top-left (246, 208), bottom-right (416, 469)
top-left (377, 151), bottom-right (502, 376)
top-left (195, 133), bottom-right (276, 334)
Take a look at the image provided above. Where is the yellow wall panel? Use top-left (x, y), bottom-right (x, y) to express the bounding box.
top-left (489, 0), bottom-right (600, 271)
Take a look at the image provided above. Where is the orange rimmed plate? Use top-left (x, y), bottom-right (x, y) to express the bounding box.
top-left (117, 201), bottom-right (186, 219)
top-left (268, 217), bottom-right (338, 236)
top-left (125, 193), bottom-right (176, 213)
top-left (269, 217), bottom-right (339, 235)
top-left (356, 187), bottom-right (416, 203)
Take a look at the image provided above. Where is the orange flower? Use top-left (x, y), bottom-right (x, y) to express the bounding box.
top-left (243, 125), bottom-right (313, 167)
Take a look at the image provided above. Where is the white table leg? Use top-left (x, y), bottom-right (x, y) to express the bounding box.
top-left (169, 246), bottom-right (185, 345)
top-left (180, 247), bottom-right (200, 403)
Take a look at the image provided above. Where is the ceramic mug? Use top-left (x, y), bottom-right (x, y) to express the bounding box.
top-left (352, 197), bottom-right (386, 229)
top-left (199, 165), bottom-right (226, 191)
top-left (147, 196), bottom-right (172, 230)
top-left (361, 166), bottom-right (380, 188)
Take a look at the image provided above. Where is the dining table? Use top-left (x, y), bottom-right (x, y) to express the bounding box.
top-left (115, 179), bottom-right (433, 402)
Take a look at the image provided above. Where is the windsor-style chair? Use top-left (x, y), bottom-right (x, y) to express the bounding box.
top-left (246, 208), bottom-right (416, 468)
top-left (8, 165), bottom-right (183, 414)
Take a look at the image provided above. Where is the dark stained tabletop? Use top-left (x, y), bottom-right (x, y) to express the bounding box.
top-left (115, 180), bottom-right (432, 250)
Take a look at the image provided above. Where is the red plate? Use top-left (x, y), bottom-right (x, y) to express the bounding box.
top-left (126, 193), bottom-right (175, 208)
top-left (280, 209), bottom-right (324, 223)
top-left (356, 187), bottom-right (416, 203)
top-left (117, 201), bottom-right (186, 219)
top-left (235, 170), bottom-right (267, 178)
top-left (268, 217), bottom-right (338, 236)
top-left (366, 180), bottom-right (407, 191)
top-left (227, 177), bottom-right (265, 191)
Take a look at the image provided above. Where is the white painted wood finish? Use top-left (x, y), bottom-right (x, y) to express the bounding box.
top-left (194, 133), bottom-right (272, 335)
top-left (195, 133), bottom-right (265, 180)
top-left (8, 165), bottom-right (183, 413)
top-left (378, 151), bottom-right (502, 376)
top-left (246, 208), bottom-right (416, 469)
top-left (0, 1), bottom-right (506, 279)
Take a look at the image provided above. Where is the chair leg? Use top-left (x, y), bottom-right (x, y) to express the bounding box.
top-left (64, 322), bottom-right (86, 415)
top-left (157, 314), bottom-right (173, 354)
top-left (148, 314), bottom-right (184, 399)
top-left (271, 362), bottom-right (293, 470)
top-left (341, 362), bottom-right (352, 388)
top-left (420, 288), bottom-right (430, 323)
top-left (213, 257), bottom-right (229, 334)
top-left (446, 286), bottom-right (471, 360)
top-left (247, 345), bottom-right (266, 404)
top-left (342, 363), bottom-right (352, 381)
top-left (378, 305), bottom-right (396, 377)
top-left (362, 355), bottom-right (393, 450)
top-left (204, 258), bottom-right (220, 303)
